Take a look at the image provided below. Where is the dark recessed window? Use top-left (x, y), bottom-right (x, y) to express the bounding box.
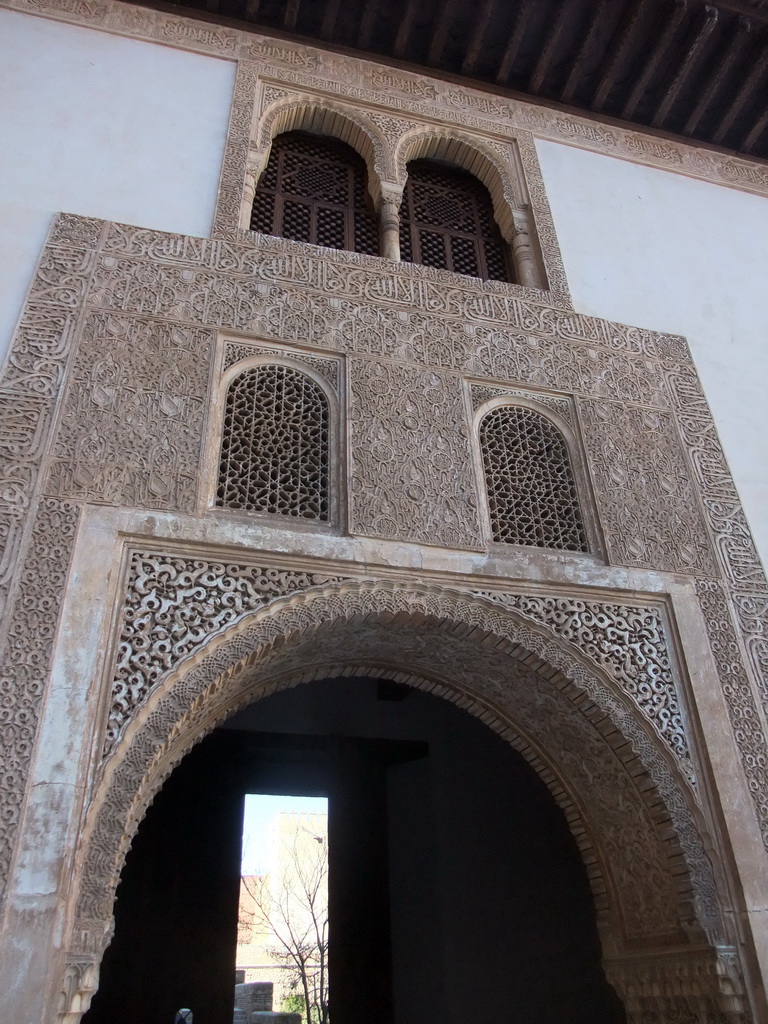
top-left (399, 159), bottom-right (512, 282)
top-left (250, 130), bottom-right (379, 256)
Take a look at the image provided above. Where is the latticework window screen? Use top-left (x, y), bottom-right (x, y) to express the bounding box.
top-left (399, 160), bottom-right (511, 282)
top-left (217, 364), bottom-right (330, 521)
top-left (480, 406), bottom-right (588, 551)
top-left (250, 131), bottom-right (379, 255)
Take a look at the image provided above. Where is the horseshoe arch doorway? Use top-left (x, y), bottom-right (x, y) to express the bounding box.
top-left (82, 674), bottom-right (625, 1024)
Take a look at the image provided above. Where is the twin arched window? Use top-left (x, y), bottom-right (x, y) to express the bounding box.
top-left (216, 365), bottom-right (587, 553)
top-left (251, 131), bottom-right (513, 283)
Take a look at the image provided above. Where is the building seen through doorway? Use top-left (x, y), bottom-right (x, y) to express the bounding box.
top-left (236, 799), bottom-right (329, 1020)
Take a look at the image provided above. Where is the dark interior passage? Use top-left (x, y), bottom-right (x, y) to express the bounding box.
top-left (84, 677), bottom-right (625, 1024)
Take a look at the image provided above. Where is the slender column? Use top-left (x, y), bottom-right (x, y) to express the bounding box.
top-left (240, 163), bottom-right (259, 231)
top-left (511, 206), bottom-right (541, 288)
top-left (378, 187), bottom-right (402, 261)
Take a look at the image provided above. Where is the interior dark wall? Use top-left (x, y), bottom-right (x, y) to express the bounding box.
top-left (229, 679), bottom-right (624, 1023)
top-left (85, 676), bottom-right (625, 1024)
top-left (83, 740), bottom-right (244, 1024)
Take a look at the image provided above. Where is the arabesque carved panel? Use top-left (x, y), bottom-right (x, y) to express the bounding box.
top-left (475, 592), bottom-right (692, 776)
top-left (223, 340), bottom-right (340, 391)
top-left (695, 579), bottom-right (768, 847)
top-left (470, 381), bottom-right (573, 424)
top-left (347, 358), bottom-right (481, 548)
top-left (105, 552), bottom-right (349, 753)
top-left (0, 510), bottom-right (24, 626)
top-left (212, 60), bottom-right (259, 240)
top-left (578, 398), bottom-right (717, 576)
top-left (0, 498), bottom-right (79, 897)
top-left (45, 314), bottom-right (213, 510)
top-left (93, 227), bottom-right (676, 376)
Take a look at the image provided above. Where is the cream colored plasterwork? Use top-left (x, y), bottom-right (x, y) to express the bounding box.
top-left (0, 218), bottom-right (761, 1024)
top-left (0, 211), bottom-right (765, 896)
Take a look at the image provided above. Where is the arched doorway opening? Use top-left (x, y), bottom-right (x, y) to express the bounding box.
top-left (84, 676), bottom-right (625, 1024)
top-left (63, 580), bottom-right (741, 1024)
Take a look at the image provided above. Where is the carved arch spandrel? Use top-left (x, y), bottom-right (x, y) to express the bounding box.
top-left (67, 576), bottom-right (727, 983)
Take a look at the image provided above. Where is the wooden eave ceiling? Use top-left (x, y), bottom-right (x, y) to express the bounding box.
top-left (131, 0), bottom-right (768, 160)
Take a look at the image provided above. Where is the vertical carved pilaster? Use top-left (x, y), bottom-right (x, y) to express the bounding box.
top-left (58, 962), bottom-right (99, 1024)
top-left (511, 206), bottom-right (541, 288)
top-left (240, 162), bottom-right (259, 230)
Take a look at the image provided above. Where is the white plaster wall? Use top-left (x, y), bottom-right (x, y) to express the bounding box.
top-left (536, 139), bottom-right (768, 572)
top-left (0, 9), bottom-right (235, 364)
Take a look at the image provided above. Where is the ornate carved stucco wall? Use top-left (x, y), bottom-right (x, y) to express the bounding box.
top-left (0, 206), bottom-right (762, 1022)
top-left (0, 3), bottom-right (767, 1022)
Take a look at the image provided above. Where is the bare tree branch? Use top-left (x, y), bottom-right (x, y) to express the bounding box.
top-left (240, 816), bottom-right (329, 1024)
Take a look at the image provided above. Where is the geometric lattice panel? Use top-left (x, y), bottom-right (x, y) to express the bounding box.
top-left (399, 159), bottom-right (510, 282)
top-left (217, 364), bottom-right (329, 520)
top-left (251, 130), bottom-right (379, 256)
top-left (480, 405), bottom-right (588, 550)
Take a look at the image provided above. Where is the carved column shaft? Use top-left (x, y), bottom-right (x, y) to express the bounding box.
top-left (379, 199), bottom-right (401, 261)
top-left (511, 207), bottom-right (541, 288)
top-left (240, 165), bottom-right (259, 230)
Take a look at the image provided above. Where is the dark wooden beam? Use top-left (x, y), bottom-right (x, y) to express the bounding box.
top-left (461, 0), bottom-right (498, 76)
top-left (591, 0), bottom-right (646, 112)
top-left (712, 43), bottom-right (768, 143)
top-left (321, 0), bottom-right (342, 40)
top-left (428, 0), bottom-right (459, 64)
top-left (560, 0), bottom-right (608, 104)
top-left (205, 0), bottom-right (220, 12)
top-left (393, 0), bottom-right (419, 58)
top-left (743, 102), bottom-right (768, 152)
top-left (283, 0), bottom-right (300, 32)
top-left (683, 15), bottom-right (751, 135)
top-left (652, 4), bottom-right (718, 128)
top-left (357, 0), bottom-right (380, 48)
top-left (621, 0), bottom-right (687, 119)
top-left (528, 0), bottom-right (571, 93)
top-left (496, 0), bottom-right (531, 84)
